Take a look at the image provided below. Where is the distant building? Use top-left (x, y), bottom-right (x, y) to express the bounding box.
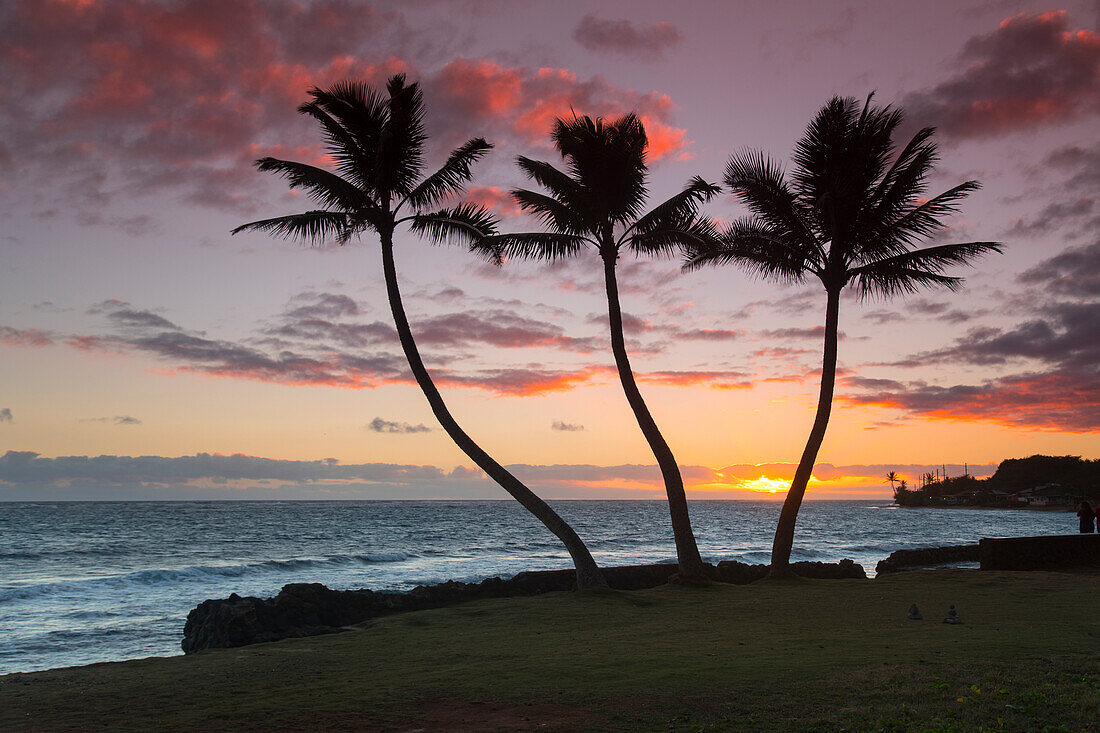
top-left (1010, 484), bottom-right (1076, 507)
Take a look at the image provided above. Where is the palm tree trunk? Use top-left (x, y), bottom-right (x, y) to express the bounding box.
top-left (601, 250), bottom-right (706, 579)
top-left (769, 288), bottom-right (841, 579)
top-left (380, 233), bottom-right (607, 589)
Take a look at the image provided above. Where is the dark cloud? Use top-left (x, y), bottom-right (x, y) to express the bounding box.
top-left (583, 310), bottom-right (737, 346)
top-left (842, 370), bottom-right (1099, 433)
top-left (1005, 198), bottom-right (1096, 238)
top-left (1, 0), bottom-right (692, 231)
top-left (572, 14), bottom-right (682, 57)
top-left (0, 326), bottom-right (55, 346)
top-left (890, 301), bottom-right (1099, 371)
top-left (1017, 241), bottom-right (1100, 299)
top-left (412, 311), bottom-right (602, 352)
top-left (848, 301), bottom-right (1099, 432)
top-left (261, 293), bottom-right (396, 350)
top-left (0, 0), bottom-right (410, 219)
top-left (0, 408), bottom-right (11, 423)
top-left (758, 326), bottom-right (828, 340)
top-left (368, 417), bottom-right (431, 434)
top-left (636, 370), bottom-right (753, 389)
top-left (0, 450), bottom-right (453, 486)
top-left (80, 415), bottom-right (142, 426)
top-left (750, 347), bottom-right (813, 360)
top-left (901, 11), bottom-right (1100, 138)
top-left (284, 293), bottom-right (361, 320)
top-left (864, 298), bottom-right (984, 326)
top-left (551, 420), bottom-right (584, 432)
top-left (1045, 144), bottom-right (1100, 193)
top-left (90, 300), bottom-right (182, 332)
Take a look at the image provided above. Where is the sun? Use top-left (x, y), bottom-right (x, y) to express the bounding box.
top-left (739, 476), bottom-right (790, 494)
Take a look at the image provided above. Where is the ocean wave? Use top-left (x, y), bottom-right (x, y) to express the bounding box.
top-left (0, 551), bottom-right (413, 604)
top-left (0, 546), bottom-right (133, 561)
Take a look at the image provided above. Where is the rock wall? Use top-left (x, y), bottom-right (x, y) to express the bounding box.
top-left (182, 559), bottom-right (865, 653)
top-left (875, 544), bottom-right (980, 575)
top-left (979, 534), bottom-right (1100, 570)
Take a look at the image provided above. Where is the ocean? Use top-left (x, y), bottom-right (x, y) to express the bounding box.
top-left (0, 499), bottom-right (1074, 675)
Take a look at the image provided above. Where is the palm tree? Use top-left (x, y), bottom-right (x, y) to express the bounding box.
top-left (683, 95), bottom-right (1001, 578)
top-left (492, 113), bottom-right (719, 581)
top-left (233, 75), bottom-right (607, 589)
top-left (885, 471), bottom-right (899, 494)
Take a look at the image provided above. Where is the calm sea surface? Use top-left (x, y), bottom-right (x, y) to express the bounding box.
top-left (0, 499), bottom-right (1074, 674)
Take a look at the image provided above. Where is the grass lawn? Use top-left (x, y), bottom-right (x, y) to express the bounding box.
top-left (2, 570), bottom-right (1098, 731)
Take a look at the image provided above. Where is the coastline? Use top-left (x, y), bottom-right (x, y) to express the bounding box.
top-left (4, 569), bottom-right (1097, 731)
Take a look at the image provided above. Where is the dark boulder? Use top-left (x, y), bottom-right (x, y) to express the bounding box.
top-left (791, 558), bottom-right (866, 579)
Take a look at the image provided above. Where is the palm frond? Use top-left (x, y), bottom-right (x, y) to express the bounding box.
top-left (850, 240), bottom-right (1003, 298)
top-left (487, 232), bottom-right (592, 262)
top-left (305, 82), bottom-right (388, 189)
top-left (629, 216), bottom-right (722, 258)
top-left (253, 157), bottom-right (376, 217)
top-left (725, 150), bottom-right (820, 258)
top-left (681, 217), bottom-right (812, 284)
top-left (296, 99), bottom-right (375, 193)
top-left (404, 138), bottom-right (493, 210)
top-left (873, 181), bottom-right (983, 254)
top-left (231, 211), bottom-right (354, 245)
top-left (627, 176), bottom-right (721, 239)
top-left (376, 74), bottom-right (426, 198)
top-left (511, 189), bottom-right (586, 235)
top-left (515, 156), bottom-right (588, 208)
top-left (407, 203), bottom-right (501, 263)
top-left (868, 126), bottom-right (936, 210)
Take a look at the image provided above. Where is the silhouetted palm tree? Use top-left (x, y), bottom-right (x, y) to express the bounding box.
top-left (234, 75), bottom-right (607, 589)
top-left (886, 471), bottom-right (899, 493)
top-left (493, 113), bottom-right (719, 580)
top-left (683, 95), bottom-right (1001, 578)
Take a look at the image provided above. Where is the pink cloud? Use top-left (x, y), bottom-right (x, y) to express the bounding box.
top-left (464, 186), bottom-right (524, 219)
top-left (430, 59), bottom-right (691, 161)
top-left (841, 371), bottom-right (1099, 433)
top-left (902, 10), bottom-right (1100, 137)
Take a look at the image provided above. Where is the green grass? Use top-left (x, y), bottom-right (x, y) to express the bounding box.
top-left (2, 570), bottom-right (1098, 731)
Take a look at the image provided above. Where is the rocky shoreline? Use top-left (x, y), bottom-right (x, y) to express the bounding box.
top-left (182, 559), bottom-right (865, 653)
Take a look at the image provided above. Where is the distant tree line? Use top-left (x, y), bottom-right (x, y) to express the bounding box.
top-left (893, 456), bottom-right (1100, 508)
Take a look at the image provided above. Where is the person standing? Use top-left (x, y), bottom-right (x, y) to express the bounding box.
top-left (1077, 501), bottom-right (1095, 533)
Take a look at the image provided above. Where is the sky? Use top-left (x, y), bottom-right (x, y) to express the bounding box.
top-left (0, 0), bottom-right (1097, 501)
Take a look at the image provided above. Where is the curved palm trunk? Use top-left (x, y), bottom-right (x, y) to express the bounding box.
top-left (602, 251), bottom-right (706, 579)
top-left (381, 233), bottom-right (607, 589)
top-left (769, 288), bottom-right (841, 578)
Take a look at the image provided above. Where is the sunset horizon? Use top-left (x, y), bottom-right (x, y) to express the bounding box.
top-left (2, 1), bottom-right (1096, 502)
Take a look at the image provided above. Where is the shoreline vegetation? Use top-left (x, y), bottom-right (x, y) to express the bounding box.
top-left (3, 569), bottom-right (1098, 731)
top-left (892, 455), bottom-right (1100, 509)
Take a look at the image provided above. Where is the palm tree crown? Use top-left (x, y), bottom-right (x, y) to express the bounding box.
top-left (685, 95), bottom-right (999, 296)
top-left (233, 75), bottom-right (497, 254)
top-left (495, 112), bottom-right (720, 579)
top-left (233, 75), bottom-right (608, 589)
top-left (684, 94), bottom-right (1002, 577)
top-left (500, 113), bottom-right (719, 263)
